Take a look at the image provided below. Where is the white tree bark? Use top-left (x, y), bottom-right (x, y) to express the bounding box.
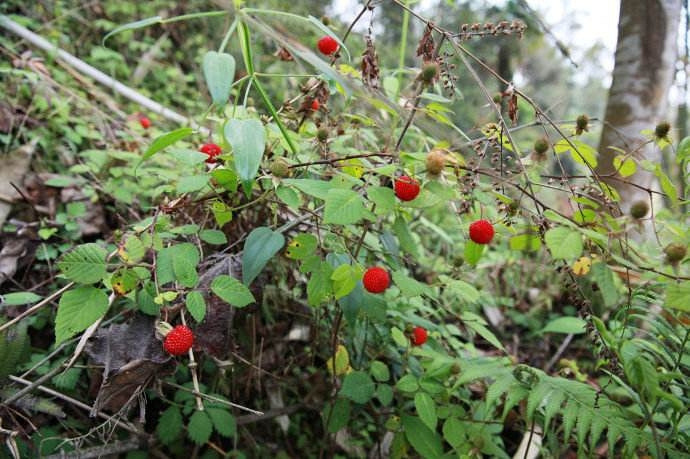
top-left (597, 0), bottom-right (681, 212)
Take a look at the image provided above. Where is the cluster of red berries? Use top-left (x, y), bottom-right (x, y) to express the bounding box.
top-left (199, 143), bottom-right (222, 164)
top-left (163, 324), bottom-right (194, 356)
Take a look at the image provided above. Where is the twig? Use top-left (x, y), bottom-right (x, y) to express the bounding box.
top-left (163, 381), bottom-right (264, 415)
top-left (43, 437), bottom-right (142, 459)
top-left (0, 282), bottom-right (74, 333)
top-left (544, 334), bottom-right (574, 373)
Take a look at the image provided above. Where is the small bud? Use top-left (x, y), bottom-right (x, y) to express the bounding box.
top-left (576, 114), bottom-right (589, 134)
top-left (420, 62), bottom-right (440, 84)
top-left (664, 243), bottom-right (687, 264)
top-left (320, 15), bottom-right (331, 26)
top-left (426, 149), bottom-right (446, 176)
top-left (269, 157), bottom-right (291, 178)
top-left (492, 93), bottom-right (503, 104)
top-left (655, 121), bottom-right (671, 139)
top-left (534, 137), bottom-right (549, 155)
top-left (629, 200), bottom-right (649, 219)
top-left (316, 127), bottom-right (329, 143)
top-left (450, 362), bottom-right (461, 375)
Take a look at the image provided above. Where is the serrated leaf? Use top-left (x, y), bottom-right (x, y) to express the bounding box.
top-left (613, 155), bottom-right (636, 177)
top-left (545, 227), bottom-right (583, 261)
top-left (211, 275), bottom-right (255, 307)
top-left (157, 406), bottom-right (183, 444)
top-left (119, 235), bottom-right (145, 264)
top-left (207, 407), bottom-right (236, 437)
top-left (331, 264), bottom-right (361, 299)
top-left (57, 243), bottom-right (107, 284)
top-left (172, 254), bottom-right (199, 288)
top-left (340, 371), bottom-right (375, 404)
top-left (143, 127), bottom-right (194, 161)
top-left (186, 291), bottom-right (206, 322)
top-left (323, 188), bottom-right (371, 225)
top-left (285, 233), bottom-right (318, 260)
top-left (367, 186), bottom-right (396, 214)
top-left (414, 392), bottom-right (437, 431)
top-left (402, 415), bottom-right (443, 459)
top-left (211, 169), bottom-right (238, 192)
top-left (202, 51), bottom-right (235, 107)
top-left (199, 229), bottom-right (227, 245)
top-left (654, 164), bottom-right (679, 208)
top-left (55, 287), bottom-right (109, 344)
top-left (242, 227), bottom-right (285, 285)
top-left (156, 243), bottom-right (200, 286)
top-left (282, 178), bottom-right (333, 200)
top-left (187, 410), bottom-right (213, 445)
top-left (224, 118), bottom-right (266, 188)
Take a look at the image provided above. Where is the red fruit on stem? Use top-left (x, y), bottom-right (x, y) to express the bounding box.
top-left (469, 219), bottom-right (495, 244)
top-left (412, 326), bottom-right (428, 346)
top-left (394, 175), bottom-right (421, 201)
top-left (163, 325), bottom-right (194, 356)
top-left (362, 266), bottom-right (390, 293)
top-left (200, 143), bottom-right (222, 164)
top-left (317, 36), bottom-right (339, 55)
top-left (311, 99), bottom-right (320, 111)
top-left (139, 116), bottom-right (151, 129)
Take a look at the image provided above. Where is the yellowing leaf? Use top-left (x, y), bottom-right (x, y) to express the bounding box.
top-left (326, 344), bottom-right (350, 376)
top-left (572, 256), bottom-right (592, 276)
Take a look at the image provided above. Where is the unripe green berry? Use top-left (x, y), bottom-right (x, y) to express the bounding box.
top-left (320, 15), bottom-right (331, 26)
top-left (420, 62), bottom-right (439, 84)
top-left (534, 138), bottom-right (549, 155)
top-left (451, 362), bottom-right (461, 375)
top-left (629, 200), bottom-right (649, 219)
top-left (316, 127), bottom-right (329, 142)
top-left (270, 158), bottom-right (290, 177)
top-left (664, 243), bottom-right (687, 264)
top-left (492, 93), bottom-right (502, 104)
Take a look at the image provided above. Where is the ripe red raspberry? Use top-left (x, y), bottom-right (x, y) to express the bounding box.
top-left (199, 143), bottom-right (222, 164)
top-left (362, 267), bottom-right (390, 293)
top-left (411, 326), bottom-right (428, 346)
top-left (163, 325), bottom-right (194, 356)
top-left (317, 36), bottom-right (339, 55)
top-left (311, 99), bottom-right (320, 111)
top-left (139, 116), bottom-right (151, 129)
top-left (469, 219), bottom-right (495, 244)
top-left (394, 175), bottom-right (421, 201)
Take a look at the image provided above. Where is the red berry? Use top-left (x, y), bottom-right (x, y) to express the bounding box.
top-left (199, 143), bottom-right (222, 164)
top-left (362, 266), bottom-right (390, 293)
top-left (394, 175), bottom-right (421, 201)
top-left (311, 99), bottom-right (320, 111)
top-left (412, 326), bottom-right (428, 346)
top-left (163, 325), bottom-right (194, 356)
top-left (317, 36), bottom-right (339, 55)
top-left (469, 219), bottom-right (495, 244)
top-left (139, 116), bottom-right (151, 129)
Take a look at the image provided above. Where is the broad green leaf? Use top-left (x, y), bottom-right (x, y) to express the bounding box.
top-left (654, 164), bottom-right (679, 208)
top-left (177, 175), bottom-right (210, 193)
top-left (331, 264), bottom-right (362, 299)
top-left (276, 185), bottom-right (301, 208)
top-left (156, 406), bottom-right (183, 445)
top-left (396, 374), bottom-right (419, 392)
top-left (324, 398), bottom-right (351, 433)
top-left (57, 243), bottom-right (107, 284)
top-left (211, 275), bottom-right (255, 307)
top-left (202, 51), bottom-right (235, 107)
top-left (443, 277), bottom-right (480, 304)
top-left (283, 178), bottom-right (333, 200)
top-left (665, 281), bottom-right (690, 312)
top-left (172, 253), bottom-right (199, 288)
top-left (545, 227), bottom-right (583, 261)
top-left (156, 243), bottom-right (200, 286)
top-left (186, 291), bottom-right (206, 322)
top-left (121, 235), bottom-right (145, 264)
top-left (224, 118), bottom-right (266, 188)
top-left (142, 127), bottom-right (194, 161)
top-left (367, 186), bottom-right (396, 214)
top-left (402, 415), bottom-right (443, 459)
top-left (211, 169), bottom-right (238, 192)
top-left (285, 233), bottom-right (318, 260)
top-left (392, 271), bottom-right (431, 298)
top-left (323, 189), bottom-right (372, 225)
top-left (326, 344), bottom-right (350, 376)
top-left (542, 317), bottom-right (587, 334)
top-left (391, 327), bottom-right (409, 348)
top-left (55, 287), bottom-right (109, 344)
top-left (307, 260), bottom-right (333, 306)
top-left (187, 410), bottom-right (212, 445)
top-left (677, 136), bottom-right (690, 164)
top-left (370, 361), bottom-right (390, 382)
top-left (1, 292), bottom-right (42, 306)
top-left (242, 227), bottom-right (285, 285)
top-left (376, 384), bottom-right (394, 406)
top-left (613, 155), bottom-right (636, 177)
top-left (554, 139), bottom-right (598, 168)
top-left (509, 233), bottom-right (541, 251)
top-left (340, 371), bottom-right (375, 404)
top-left (443, 417), bottom-right (465, 448)
top-left (199, 229), bottom-right (227, 245)
top-left (590, 262), bottom-right (619, 307)
top-left (464, 240), bottom-right (485, 266)
top-left (207, 408), bottom-right (236, 437)
top-left (414, 392), bottom-right (437, 431)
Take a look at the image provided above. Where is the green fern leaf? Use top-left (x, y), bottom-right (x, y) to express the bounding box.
top-left (526, 379), bottom-right (550, 421)
top-left (562, 398), bottom-right (579, 441)
top-left (542, 388), bottom-right (566, 432)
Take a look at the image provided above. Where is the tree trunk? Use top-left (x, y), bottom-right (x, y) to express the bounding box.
top-left (597, 0), bottom-right (681, 212)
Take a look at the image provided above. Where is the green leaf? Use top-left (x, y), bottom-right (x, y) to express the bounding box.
top-left (57, 243), bottom-right (108, 284)
top-left (172, 252), bottom-right (199, 288)
top-left (654, 164), bottom-right (679, 208)
top-left (463, 315), bottom-right (505, 351)
top-left (323, 189), bottom-right (371, 225)
top-left (187, 410), bottom-right (213, 445)
top-left (509, 233), bottom-right (542, 252)
top-left (121, 236), bottom-right (145, 264)
top-left (665, 281), bottom-right (690, 312)
top-left (613, 155), bottom-right (636, 177)
top-left (307, 260), bottom-right (333, 306)
top-left (276, 185), bottom-right (301, 208)
top-left (211, 275), bottom-right (255, 307)
top-left (376, 384), bottom-right (394, 406)
top-left (402, 415), bottom-right (443, 459)
top-left (367, 186), bottom-right (396, 214)
top-left (370, 361), bottom-right (390, 382)
top-left (464, 240), bottom-right (485, 266)
top-left (142, 127), bottom-right (194, 161)
top-left (156, 406), bottom-right (183, 445)
top-left (207, 407), bottom-right (236, 437)
top-left (331, 264), bottom-right (362, 299)
top-left (590, 262), bottom-right (618, 307)
top-left (241, 227), bottom-right (285, 285)
top-left (392, 271), bottom-right (430, 298)
top-left (442, 417), bottom-right (465, 448)
top-left (285, 233), bottom-right (318, 260)
top-left (554, 139), bottom-right (598, 168)
top-left (541, 317), bottom-right (587, 334)
top-left (324, 398), bottom-right (351, 433)
top-left (395, 374), bottom-right (419, 392)
top-left (103, 16), bottom-right (163, 43)
top-left (55, 287), bottom-right (109, 344)
top-left (282, 178), bottom-right (333, 200)
top-left (211, 169), bottom-right (238, 192)
top-left (545, 227), bottom-right (583, 261)
top-left (443, 277), bottom-right (480, 304)
top-left (340, 371), bottom-right (375, 404)
top-left (414, 392), bottom-right (437, 431)
top-left (202, 51), bottom-right (235, 107)
top-left (156, 243), bottom-right (199, 287)
top-left (1, 292), bottom-right (42, 306)
top-left (177, 175), bottom-right (210, 193)
top-left (224, 118), bottom-right (266, 188)
top-left (186, 291), bottom-right (206, 322)
top-left (199, 229), bottom-right (227, 245)
top-left (677, 136), bottom-right (690, 164)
